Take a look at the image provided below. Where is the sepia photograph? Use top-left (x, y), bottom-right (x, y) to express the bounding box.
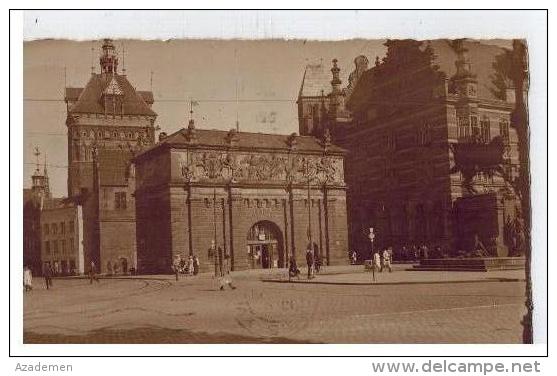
top-left (15, 9), bottom-right (547, 352)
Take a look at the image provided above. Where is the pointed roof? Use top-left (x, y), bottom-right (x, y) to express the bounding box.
top-left (298, 63), bottom-right (331, 98)
top-left (68, 73), bottom-right (156, 116)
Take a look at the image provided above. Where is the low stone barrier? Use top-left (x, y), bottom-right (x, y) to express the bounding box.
top-left (411, 257), bottom-right (526, 272)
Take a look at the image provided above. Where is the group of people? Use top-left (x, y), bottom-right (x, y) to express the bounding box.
top-left (287, 247), bottom-right (322, 281)
top-left (23, 262), bottom-right (60, 291)
top-left (172, 255), bottom-right (201, 281)
top-left (368, 247), bottom-right (394, 282)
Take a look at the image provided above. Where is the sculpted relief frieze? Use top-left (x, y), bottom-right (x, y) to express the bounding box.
top-left (177, 151), bottom-right (344, 185)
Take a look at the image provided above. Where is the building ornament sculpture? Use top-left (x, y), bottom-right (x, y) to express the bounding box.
top-left (179, 151), bottom-right (344, 185)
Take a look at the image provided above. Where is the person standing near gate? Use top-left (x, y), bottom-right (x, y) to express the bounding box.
top-left (382, 247), bottom-right (393, 273)
top-left (89, 261), bottom-right (100, 284)
top-left (305, 248), bottom-right (314, 279)
top-left (193, 255), bottom-right (200, 275)
top-left (43, 263), bottom-right (53, 290)
top-left (23, 266), bottom-right (33, 292)
top-left (172, 256), bottom-right (180, 281)
top-left (372, 251), bottom-right (381, 282)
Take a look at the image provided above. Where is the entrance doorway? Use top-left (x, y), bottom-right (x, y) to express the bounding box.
top-left (247, 221), bottom-right (284, 269)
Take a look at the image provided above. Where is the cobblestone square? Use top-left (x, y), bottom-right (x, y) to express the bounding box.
top-left (23, 266), bottom-right (526, 344)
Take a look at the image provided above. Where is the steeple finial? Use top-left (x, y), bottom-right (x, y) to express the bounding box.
top-left (90, 42), bottom-right (95, 74)
top-left (33, 146), bottom-right (40, 173)
top-left (188, 99), bottom-right (198, 128)
top-left (121, 42), bottom-right (126, 75)
top-left (99, 38), bottom-right (118, 74)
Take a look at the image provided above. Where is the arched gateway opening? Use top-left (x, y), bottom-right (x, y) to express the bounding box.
top-left (247, 221), bottom-right (284, 269)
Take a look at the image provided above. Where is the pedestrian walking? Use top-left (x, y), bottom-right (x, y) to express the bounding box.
top-left (187, 255), bottom-right (194, 276)
top-left (172, 256), bottom-right (181, 281)
top-left (351, 250), bottom-right (357, 265)
top-left (305, 248), bottom-right (314, 279)
top-left (43, 263), bottom-right (53, 290)
top-left (372, 251), bottom-right (381, 282)
top-left (89, 261), bottom-right (100, 284)
top-left (218, 273), bottom-right (237, 290)
top-left (314, 252), bottom-right (321, 274)
top-left (381, 248), bottom-right (393, 272)
top-left (288, 255), bottom-right (301, 281)
top-left (193, 255), bottom-right (200, 275)
top-left (23, 266), bottom-right (33, 292)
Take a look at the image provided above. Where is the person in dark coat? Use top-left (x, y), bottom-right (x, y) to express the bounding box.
top-left (89, 261), bottom-right (100, 284)
top-left (288, 255), bottom-right (301, 280)
top-left (43, 263), bottom-right (53, 290)
top-left (305, 248), bottom-right (314, 279)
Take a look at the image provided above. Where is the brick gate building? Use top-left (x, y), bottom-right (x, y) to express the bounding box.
top-left (133, 123), bottom-right (348, 273)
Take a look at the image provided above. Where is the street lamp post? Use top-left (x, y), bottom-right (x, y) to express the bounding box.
top-left (213, 188), bottom-right (218, 278)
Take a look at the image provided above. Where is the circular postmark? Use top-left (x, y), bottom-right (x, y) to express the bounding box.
top-left (235, 289), bottom-right (319, 340)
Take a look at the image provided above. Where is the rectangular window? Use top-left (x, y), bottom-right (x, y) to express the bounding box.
top-left (52, 223), bottom-right (57, 235)
top-left (44, 223), bottom-right (49, 235)
top-left (499, 120), bottom-right (510, 142)
top-left (61, 239), bottom-right (66, 254)
top-left (70, 220), bottom-right (75, 233)
top-left (60, 222), bottom-right (65, 235)
top-left (457, 117), bottom-right (470, 138)
top-left (115, 192), bottom-right (127, 210)
top-left (69, 238), bottom-right (74, 254)
top-left (471, 115), bottom-right (480, 137)
top-left (480, 116), bottom-right (491, 142)
top-left (45, 241), bottom-right (50, 255)
top-left (53, 240), bottom-right (59, 254)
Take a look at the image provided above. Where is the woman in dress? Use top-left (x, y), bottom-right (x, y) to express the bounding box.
top-left (23, 266), bottom-right (33, 292)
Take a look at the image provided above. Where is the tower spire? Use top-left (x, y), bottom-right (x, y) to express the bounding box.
top-left (43, 152), bottom-right (51, 198)
top-left (121, 41), bottom-right (126, 75)
top-left (33, 146), bottom-right (40, 173)
top-left (99, 38), bottom-right (118, 74)
top-left (90, 41), bottom-right (95, 75)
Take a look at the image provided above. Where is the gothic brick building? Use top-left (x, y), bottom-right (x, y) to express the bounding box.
top-left (133, 123), bottom-right (348, 273)
top-left (64, 39), bottom-right (156, 272)
top-left (298, 39), bottom-right (523, 258)
top-left (23, 154), bottom-right (83, 276)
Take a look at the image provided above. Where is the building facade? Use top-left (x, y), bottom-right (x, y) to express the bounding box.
top-left (64, 39), bottom-right (156, 272)
top-left (23, 156), bottom-right (83, 276)
top-left (133, 124), bottom-right (348, 273)
top-left (298, 39), bottom-right (523, 258)
top-left (40, 198), bottom-right (84, 275)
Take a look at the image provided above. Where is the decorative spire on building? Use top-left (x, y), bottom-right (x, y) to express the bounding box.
top-left (43, 152), bottom-right (51, 199)
top-left (185, 99), bottom-right (198, 143)
top-left (121, 42), bottom-right (127, 75)
top-left (329, 59), bottom-right (342, 120)
top-left (33, 146), bottom-right (41, 174)
top-left (449, 39), bottom-right (478, 98)
top-left (99, 38), bottom-right (119, 74)
top-left (31, 146), bottom-right (48, 198)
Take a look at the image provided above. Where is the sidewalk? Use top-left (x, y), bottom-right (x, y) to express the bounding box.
top-left (54, 264), bottom-right (526, 286)
top-left (260, 264), bottom-right (526, 286)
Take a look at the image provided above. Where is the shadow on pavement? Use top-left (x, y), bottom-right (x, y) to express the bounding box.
top-left (24, 326), bottom-right (313, 344)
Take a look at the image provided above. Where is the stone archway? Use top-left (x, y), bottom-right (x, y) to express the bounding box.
top-left (246, 220), bottom-right (285, 269)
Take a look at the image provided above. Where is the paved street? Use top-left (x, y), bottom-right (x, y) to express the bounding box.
top-left (23, 266), bottom-right (526, 344)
